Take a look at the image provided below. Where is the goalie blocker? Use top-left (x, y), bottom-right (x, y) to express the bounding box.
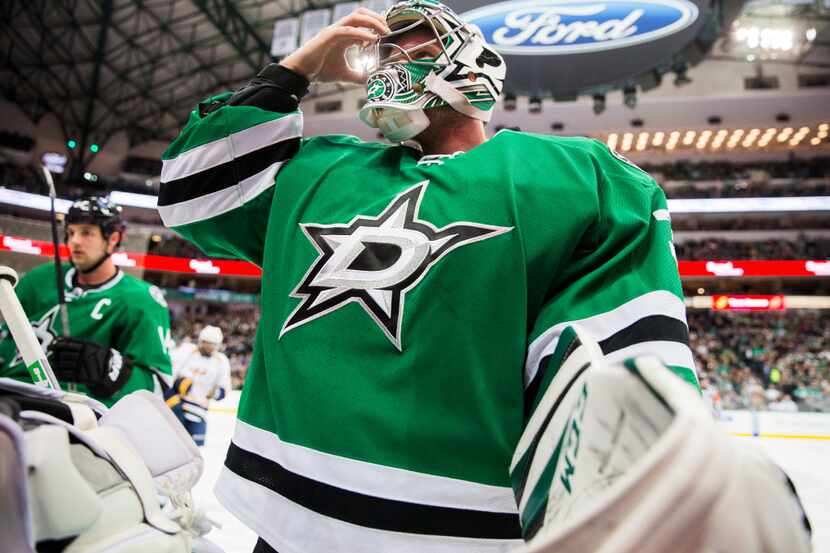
top-left (514, 325), bottom-right (812, 553)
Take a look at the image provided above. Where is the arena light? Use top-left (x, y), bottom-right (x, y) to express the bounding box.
top-left (733, 26), bottom-right (794, 51)
top-left (777, 127), bottom-right (793, 142)
top-left (0, 189), bottom-right (148, 212)
top-left (0, 189), bottom-right (71, 213)
top-left (652, 132), bottom-right (665, 146)
top-left (109, 190), bottom-right (158, 209)
top-left (606, 132), bottom-right (618, 151)
top-left (667, 196), bottom-right (830, 213)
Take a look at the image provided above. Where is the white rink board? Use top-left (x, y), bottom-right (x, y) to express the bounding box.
top-left (197, 394), bottom-right (830, 553)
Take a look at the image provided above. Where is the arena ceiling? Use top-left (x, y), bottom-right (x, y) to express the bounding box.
top-left (1, 0), bottom-right (828, 163)
top-left (0, 0), bottom-right (303, 152)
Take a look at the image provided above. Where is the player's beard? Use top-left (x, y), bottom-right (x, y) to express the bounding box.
top-left (71, 245), bottom-right (110, 274)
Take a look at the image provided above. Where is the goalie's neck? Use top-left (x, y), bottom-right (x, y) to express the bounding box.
top-left (414, 113), bottom-right (487, 156)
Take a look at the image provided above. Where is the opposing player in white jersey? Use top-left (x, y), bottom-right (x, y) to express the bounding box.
top-left (166, 325), bottom-right (231, 446)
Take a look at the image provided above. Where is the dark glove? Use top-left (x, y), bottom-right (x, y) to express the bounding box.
top-left (48, 337), bottom-right (133, 399)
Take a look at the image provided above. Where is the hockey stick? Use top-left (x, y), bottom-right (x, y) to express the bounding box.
top-left (0, 266), bottom-right (60, 389)
top-left (39, 164), bottom-right (71, 337)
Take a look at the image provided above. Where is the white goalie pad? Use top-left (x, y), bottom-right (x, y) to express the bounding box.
top-left (514, 326), bottom-right (812, 553)
top-left (100, 390), bottom-right (204, 490)
top-left (0, 387), bottom-right (220, 553)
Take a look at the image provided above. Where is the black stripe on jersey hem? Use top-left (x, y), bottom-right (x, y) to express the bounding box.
top-left (224, 442), bottom-right (522, 540)
top-left (158, 138), bottom-right (299, 207)
top-left (598, 314), bottom-right (689, 355)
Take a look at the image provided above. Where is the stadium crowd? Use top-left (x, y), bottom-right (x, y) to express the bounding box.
top-left (165, 304), bottom-right (830, 413)
top-left (674, 236), bottom-right (830, 260)
top-left (642, 156), bottom-right (830, 182)
top-left (690, 310), bottom-right (830, 413)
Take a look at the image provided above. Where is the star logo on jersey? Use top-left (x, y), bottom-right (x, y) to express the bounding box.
top-left (280, 181), bottom-right (512, 349)
top-left (11, 305), bottom-right (60, 366)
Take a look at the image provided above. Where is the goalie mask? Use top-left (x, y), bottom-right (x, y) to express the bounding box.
top-left (356, 0), bottom-right (506, 143)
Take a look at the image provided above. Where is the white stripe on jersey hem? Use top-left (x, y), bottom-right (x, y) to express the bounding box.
top-left (524, 290), bottom-right (687, 387)
top-left (158, 161), bottom-right (283, 227)
top-left (215, 467), bottom-right (522, 553)
top-left (160, 114), bottom-right (302, 182)
top-left (230, 419), bottom-right (519, 513)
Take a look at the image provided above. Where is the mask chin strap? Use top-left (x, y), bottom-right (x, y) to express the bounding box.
top-left (424, 73), bottom-right (492, 122)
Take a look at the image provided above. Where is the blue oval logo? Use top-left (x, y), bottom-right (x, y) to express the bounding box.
top-left (460, 0), bottom-right (699, 55)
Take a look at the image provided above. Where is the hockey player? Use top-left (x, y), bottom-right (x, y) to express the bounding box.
top-left (166, 325), bottom-right (232, 446)
top-left (158, 2), bottom-right (810, 552)
top-left (0, 196), bottom-right (172, 406)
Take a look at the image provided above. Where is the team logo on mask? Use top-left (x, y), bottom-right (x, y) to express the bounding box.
top-left (367, 73), bottom-right (396, 101)
top-left (280, 181), bottom-right (512, 349)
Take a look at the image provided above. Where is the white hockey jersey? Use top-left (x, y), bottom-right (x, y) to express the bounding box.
top-left (173, 343), bottom-right (232, 406)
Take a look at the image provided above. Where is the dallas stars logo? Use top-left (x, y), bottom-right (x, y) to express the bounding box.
top-left (280, 181), bottom-right (512, 349)
top-left (11, 305), bottom-right (60, 366)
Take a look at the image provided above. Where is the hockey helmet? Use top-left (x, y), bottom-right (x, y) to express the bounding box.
top-left (357, 0), bottom-right (506, 142)
top-left (65, 195), bottom-right (126, 247)
top-left (198, 325), bottom-right (223, 345)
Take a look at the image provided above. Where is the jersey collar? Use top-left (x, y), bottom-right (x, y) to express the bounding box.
top-left (64, 266), bottom-right (124, 297)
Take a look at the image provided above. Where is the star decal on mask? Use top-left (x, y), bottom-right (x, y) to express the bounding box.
top-left (280, 181), bottom-right (512, 350)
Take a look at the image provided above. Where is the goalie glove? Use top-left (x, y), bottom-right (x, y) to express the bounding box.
top-left (48, 336), bottom-right (133, 399)
top-left (513, 325), bottom-right (812, 553)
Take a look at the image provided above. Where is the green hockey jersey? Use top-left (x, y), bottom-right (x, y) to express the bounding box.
top-left (0, 263), bottom-right (173, 406)
top-left (159, 68), bottom-right (696, 553)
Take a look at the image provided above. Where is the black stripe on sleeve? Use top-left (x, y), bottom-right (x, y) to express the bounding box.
top-left (524, 314), bottom-right (689, 408)
top-left (158, 137), bottom-right (299, 207)
top-left (598, 314), bottom-right (689, 355)
top-left (224, 442), bottom-right (522, 540)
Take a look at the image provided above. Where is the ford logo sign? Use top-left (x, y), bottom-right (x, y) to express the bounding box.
top-left (461, 0), bottom-right (699, 55)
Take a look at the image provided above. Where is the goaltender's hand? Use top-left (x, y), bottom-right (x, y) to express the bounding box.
top-left (279, 7), bottom-right (390, 84)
